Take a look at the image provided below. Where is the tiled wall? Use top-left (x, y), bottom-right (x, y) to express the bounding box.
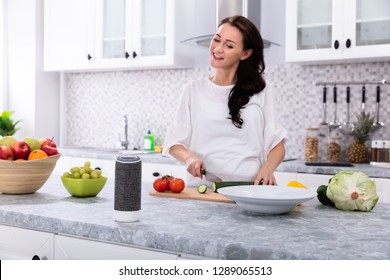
top-left (65, 61), bottom-right (389, 160)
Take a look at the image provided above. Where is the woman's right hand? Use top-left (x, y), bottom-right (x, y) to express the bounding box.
top-left (185, 156), bottom-right (206, 178)
top-left (168, 145), bottom-right (206, 178)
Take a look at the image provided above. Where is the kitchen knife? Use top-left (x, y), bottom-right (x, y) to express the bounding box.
top-left (201, 169), bottom-right (222, 183)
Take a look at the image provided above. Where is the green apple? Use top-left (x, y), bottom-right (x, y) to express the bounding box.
top-left (0, 136), bottom-right (17, 147)
top-left (22, 137), bottom-right (41, 151)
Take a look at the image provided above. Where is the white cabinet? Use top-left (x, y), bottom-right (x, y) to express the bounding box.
top-left (52, 155), bottom-right (115, 177)
top-left (296, 173), bottom-right (333, 190)
top-left (0, 225), bottom-right (179, 260)
top-left (274, 171), bottom-right (297, 186)
top-left (286, 0), bottom-right (390, 63)
top-left (44, 0), bottom-right (96, 71)
top-left (44, 0), bottom-right (195, 71)
top-left (373, 178), bottom-right (390, 204)
top-left (294, 172), bottom-right (390, 203)
top-left (55, 155), bottom-right (187, 183)
top-left (54, 235), bottom-right (178, 260)
top-left (142, 162), bottom-right (187, 183)
top-left (0, 225), bottom-right (54, 260)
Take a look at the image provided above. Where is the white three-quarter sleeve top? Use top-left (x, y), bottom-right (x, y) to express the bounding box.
top-left (163, 77), bottom-right (288, 187)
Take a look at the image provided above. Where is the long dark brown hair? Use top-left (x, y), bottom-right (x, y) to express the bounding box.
top-left (219, 16), bottom-right (266, 128)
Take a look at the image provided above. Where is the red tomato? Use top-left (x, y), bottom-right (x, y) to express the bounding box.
top-left (169, 178), bottom-right (185, 193)
top-left (153, 178), bottom-right (169, 192)
top-left (162, 174), bottom-right (174, 182)
top-left (162, 175), bottom-right (174, 190)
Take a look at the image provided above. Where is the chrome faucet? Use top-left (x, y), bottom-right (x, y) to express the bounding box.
top-left (119, 115), bottom-right (129, 150)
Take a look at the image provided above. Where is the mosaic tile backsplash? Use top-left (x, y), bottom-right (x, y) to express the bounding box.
top-left (65, 61), bottom-right (389, 160)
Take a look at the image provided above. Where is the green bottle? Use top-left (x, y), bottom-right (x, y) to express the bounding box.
top-left (144, 130), bottom-right (155, 151)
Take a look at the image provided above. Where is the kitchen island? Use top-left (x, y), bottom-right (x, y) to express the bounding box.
top-left (0, 175), bottom-right (389, 260)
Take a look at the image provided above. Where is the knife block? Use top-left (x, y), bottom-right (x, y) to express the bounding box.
top-left (114, 155), bottom-right (142, 222)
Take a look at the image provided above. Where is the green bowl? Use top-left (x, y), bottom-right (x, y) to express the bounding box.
top-left (61, 176), bottom-right (107, 197)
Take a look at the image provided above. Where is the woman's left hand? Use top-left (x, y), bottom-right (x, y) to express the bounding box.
top-left (255, 140), bottom-right (285, 185)
top-left (254, 165), bottom-right (277, 185)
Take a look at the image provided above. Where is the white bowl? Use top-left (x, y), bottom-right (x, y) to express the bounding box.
top-left (218, 185), bottom-right (317, 215)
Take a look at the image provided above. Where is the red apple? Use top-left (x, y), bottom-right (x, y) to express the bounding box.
top-left (10, 141), bottom-right (31, 160)
top-left (39, 137), bottom-right (57, 148)
top-left (41, 144), bottom-right (59, 156)
top-left (0, 145), bottom-right (14, 160)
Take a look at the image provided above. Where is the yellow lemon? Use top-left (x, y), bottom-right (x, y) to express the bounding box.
top-left (287, 180), bottom-right (307, 189)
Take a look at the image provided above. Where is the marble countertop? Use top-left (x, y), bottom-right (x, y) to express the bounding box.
top-left (1, 176), bottom-right (390, 259)
top-left (59, 147), bottom-right (390, 178)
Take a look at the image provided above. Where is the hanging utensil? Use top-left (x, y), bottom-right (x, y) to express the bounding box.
top-left (361, 85), bottom-right (366, 113)
top-left (318, 86), bottom-right (329, 137)
top-left (372, 85), bottom-right (384, 131)
top-left (320, 86), bottom-right (328, 126)
top-left (329, 86), bottom-right (340, 129)
top-left (339, 86), bottom-right (355, 135)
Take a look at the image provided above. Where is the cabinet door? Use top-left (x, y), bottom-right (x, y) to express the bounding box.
top-left (286, 0), bottom-right (390, 63)
top-left (0, 225), bottom-right (54, 260)
top-left (44, 0), bottom-right (96, 71)
top-left (132, 0), bottom-right (172, 67)
top-left (342, 0), bottom-right (390, 60)
top-left (95, 0), bottom-right (173, 69)
top-left (286, 0), bottom-right (343, 62)
top-left (55, 235), bottom-right (178, 260)
top-left (94, 0), bottom-right (131, 68)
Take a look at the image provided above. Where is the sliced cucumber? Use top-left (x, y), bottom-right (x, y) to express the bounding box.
top-left (197, 184), bottom-right (208, 194)
top-left (212, 181), bottom-right (255, 193)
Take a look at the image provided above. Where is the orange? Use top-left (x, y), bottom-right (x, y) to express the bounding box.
top-left (28, 149), bottom-right (48, 160)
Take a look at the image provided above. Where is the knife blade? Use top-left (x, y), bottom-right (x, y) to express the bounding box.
top-left (201, 169), bottom-right (222, 183)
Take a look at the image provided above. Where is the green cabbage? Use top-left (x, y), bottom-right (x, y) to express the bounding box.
top-left (326, 170), bottom-right (379, 212)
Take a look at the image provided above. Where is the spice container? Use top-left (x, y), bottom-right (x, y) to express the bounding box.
top-left (304, 128), bottom-right (319, 161)
top-left (327, 136), bottom-right (342, 162)
top-left (384, 141), bottom-right (390, 163)
top-left (377, 141), bottom-right (386, 162)
top-left (371, 140), bottom-right (378, 162)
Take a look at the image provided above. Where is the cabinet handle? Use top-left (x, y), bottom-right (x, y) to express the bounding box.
top-left (333, 40), bottom-right (339, 49)
top-left (125, 52), bottom-right (130, 59)
top-left (132, 51), bottom-right (137, 58)
top-left (87, 54), bottom-right (92, 60)
top-left (152, 172), bottom-right (160, 177)
top-left (345, 39), bottom-right (351, 48)
top-left (32, 255), bottom-right (40, 260)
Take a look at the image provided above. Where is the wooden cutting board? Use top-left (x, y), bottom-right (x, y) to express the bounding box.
top-left (149, 187), bottom-right (235, 203)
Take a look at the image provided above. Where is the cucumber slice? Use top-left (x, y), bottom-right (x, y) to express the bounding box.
top-left (212, 181), bottom-right (255, 193)
top-left (197, 184), bottom-right (208, 194)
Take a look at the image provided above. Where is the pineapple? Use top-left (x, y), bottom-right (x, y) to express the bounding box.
top-left (347, 112), bottom-right (374, 163)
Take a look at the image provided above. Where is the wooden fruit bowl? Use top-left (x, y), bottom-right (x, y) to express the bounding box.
top-left (0, 154), bottom-right (61, 194)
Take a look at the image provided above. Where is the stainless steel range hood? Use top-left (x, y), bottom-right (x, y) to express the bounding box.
top-left (181, 0), bottom-right (277, 48)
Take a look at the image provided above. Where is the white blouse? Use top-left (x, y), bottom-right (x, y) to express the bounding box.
top-left (163, 77), bottom-right (288, 187)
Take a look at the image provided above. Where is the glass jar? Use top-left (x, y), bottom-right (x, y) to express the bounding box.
top-left (327, 136), bottom-right (342, 162)
top-left (304, 128), bottom-right (319, 161)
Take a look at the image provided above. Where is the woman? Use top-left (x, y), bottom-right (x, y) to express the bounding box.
top-left (163, 16), bottom-right (287, 187)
